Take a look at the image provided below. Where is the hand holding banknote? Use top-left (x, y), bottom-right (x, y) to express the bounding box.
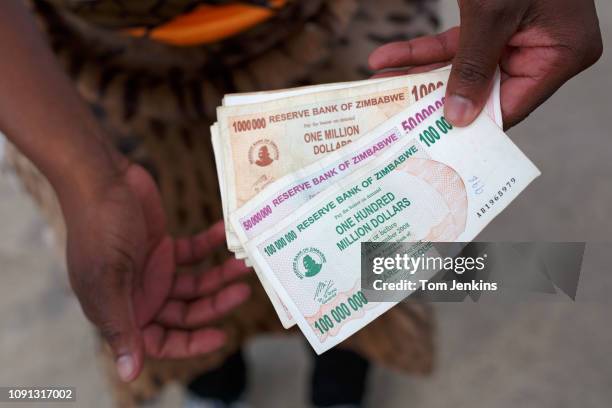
top-left (209, 59), bottom-right (544, 354)
top-left (369, 0), bottom-right (603, 128)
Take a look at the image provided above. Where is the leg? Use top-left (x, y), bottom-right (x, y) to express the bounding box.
top-left (186, 351), bottom-right (247, 407)
top-left (310, 348), bottom-right (370, 408)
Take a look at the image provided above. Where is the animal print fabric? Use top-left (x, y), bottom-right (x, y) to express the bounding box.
top-left (5, 0), bottom-right (440, 405)
top-left (43, 0), bottom-right (299, 29)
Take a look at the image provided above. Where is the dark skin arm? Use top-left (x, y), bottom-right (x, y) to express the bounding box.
top-left (0, 1), bottom-right (251, 381)
top-left (369, 0), bottom-right (603, 128)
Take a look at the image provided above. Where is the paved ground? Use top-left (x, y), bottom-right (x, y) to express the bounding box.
top-left (1, 1), bottom-right (611, 407)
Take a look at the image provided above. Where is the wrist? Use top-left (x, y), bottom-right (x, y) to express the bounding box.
top-left (50, 138), bottom-right (129, 212)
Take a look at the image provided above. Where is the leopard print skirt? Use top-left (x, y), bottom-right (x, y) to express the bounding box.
top-left (6, 0), bottom-right (440, 405)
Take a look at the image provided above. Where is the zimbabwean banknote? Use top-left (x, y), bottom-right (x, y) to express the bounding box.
top-left (215, 67), bottom-right (502, 256)
top-left (214, 74), bottom-right (400, 233)
top-left (213, 73), bottom-right (457, 326)
top-left (221, 66), bottom-right (455, 106)
top-left (212, 122), bottom-right (295, 328)
top-left (213, 69), bottom-right (501, 327)
top-left (243, 87), bottom-right (540, 353)
top-left (230, 73), bottom-right (502, 252)
top-left (213, 70), bottom-right (502, 327)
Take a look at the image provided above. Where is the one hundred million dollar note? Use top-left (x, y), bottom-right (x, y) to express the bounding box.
top-left (216, 68), bottom-right (502, 255)
top-left (244, 87), bottom-right (540, 353)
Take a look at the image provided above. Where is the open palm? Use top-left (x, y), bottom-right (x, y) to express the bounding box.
top-left (65, 164), bottom-right (251, 381)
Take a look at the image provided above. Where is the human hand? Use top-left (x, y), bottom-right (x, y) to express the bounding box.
top-left (0, 1), bottom-right (249, 378)
top-left (63, 163), bottom-right (251, 382)
top-left (369, 0), bottom-right (603, 128)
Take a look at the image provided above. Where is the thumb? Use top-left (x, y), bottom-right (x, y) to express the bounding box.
top-left (71, 260), bottom-right (145, 382)
top-left (97, 293), bottom-right (144, 383)
top-left (445, 5), bottom-right (518, 126)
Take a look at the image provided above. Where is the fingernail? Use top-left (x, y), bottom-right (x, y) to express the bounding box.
top-left (446, 95), bottom-right (477, 127)
top-left (116, 354), bottom-right (135, 382)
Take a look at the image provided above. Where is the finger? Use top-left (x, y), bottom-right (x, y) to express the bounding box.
top-left (171, 257), bottom-right (252, 299)
top-left (445, 5), bottom-right (519, 126)
top-left (370, 62), bottom-right (451, 79)
top-left (143, 324), bottom-right (226, 359)
top-left (156, 283), bottom-right (251, 328)
top-left (175, 221), bottom-right (226, 265)
top-left (369, 28), bottom-right (459, 71)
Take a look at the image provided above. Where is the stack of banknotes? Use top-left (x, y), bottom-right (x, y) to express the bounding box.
top-left (211, 67), bottom-right (540, 353)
